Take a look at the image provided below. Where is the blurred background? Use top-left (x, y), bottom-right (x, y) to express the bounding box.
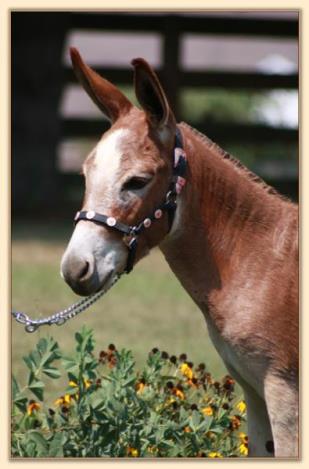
top-left (11, 11), bottom-right (299, 402)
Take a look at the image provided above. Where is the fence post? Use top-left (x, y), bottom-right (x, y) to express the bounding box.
top-left (11, 13), bottom-right (69, 215)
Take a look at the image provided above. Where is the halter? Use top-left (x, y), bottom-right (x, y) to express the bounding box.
top-left (73, 127), bottom-right (187, 273)
top-left (12, 127), bottom-right (187, 332)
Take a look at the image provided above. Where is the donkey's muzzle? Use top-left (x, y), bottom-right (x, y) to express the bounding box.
top-left (61, 253), bottom-right (99, 296)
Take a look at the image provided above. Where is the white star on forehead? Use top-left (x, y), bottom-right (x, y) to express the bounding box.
top-left (86, 128), bottom-right (131, 208)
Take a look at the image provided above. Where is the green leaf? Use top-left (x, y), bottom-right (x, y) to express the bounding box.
top-left (42, 367), bottom-right (61, 379)
top-left (22, 337), bottom-right (61, 384)
top-left (122, 376), bottom-right (136, 387)
top-left (29, 350), bottom-right (40, 368)
top-left (25, 440), bottom-right (36, 457)
top-left (75, 326), bottom-right (95, 354)
top-left (23, 355), bottom-right (34, 372)
top-left (210, 425), bottom-right (224, 434)
top-left (162, 438), bottom-right (175, 448)
top-left (75, 331), bottom-right (83, 345)
top-left (90, 394), bottom-right (105, 410)
top-left (167, 445), bottom-right (182, 457)
top-left (189, 410), bottom-right (201, 431)
top-left (204, 415), bottom-right (214, 432)
top-left (62, 357), bottom-right (79, 372)
top-left (37, 338), bottom-right (61, 368)
top-left (155, 427), bottom-right (165, 444)
top-left (12, 375), bottom-right (20, 400)
top-left (37, 338), bottom-right (48, 356)
top-left (29, 380), bottom-right (45, 401)
top-left (48, 432), bottom-right (67, 457)
top-left (13, 395), bottom-right (28, 412)
top-left (27, 431), bottom-right (48, 457)
top-left (28, 371), bottom-right (36, 386)
top-left (179, 406), bottom-right (189, 423)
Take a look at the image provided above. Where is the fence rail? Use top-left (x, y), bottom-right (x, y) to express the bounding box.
top-left (62, 12), bottom-right (298, 146)
top-left (69, 12), bottom-right (298, 38)
top-left (62, 119), bottom-right (297, 144)
top-left (64, 68), bottom-right (298, 90)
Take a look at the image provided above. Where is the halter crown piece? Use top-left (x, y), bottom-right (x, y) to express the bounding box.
top-left (12, 127), bottom-right (187, 332)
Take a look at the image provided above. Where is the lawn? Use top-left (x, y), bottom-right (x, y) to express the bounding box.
top-left (11, 220), bottom-right (237, 403)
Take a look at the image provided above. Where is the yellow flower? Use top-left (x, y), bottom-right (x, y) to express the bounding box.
top-left (236, 400), bottom-right (247, 414)
top-left (184, 426), bottom-right (191, 433)
top-left (239, 443), bottom-right (248, 456)
top-left (180, 363), bottom-right (193, 380)
top-left (136, 382), bottom-right (146, 394)
top-left (83, 378), bottom-right (92, 389)
top-left (187, 377), bottom-right (199, 388)
top-left (239, 432), bottom-right (248, 444)
top-left (27, 400), bottom-right (41, 416)
top-left (208, 452), bottom-right (223, 458)
top-left (54, 394), bottom-right (73, 406)
top-left (174, 388), bottom-right (185, 399)
top-left (64, 393), bottom-right (72, 404)
top-left (202, 406), bottom-right (213, 416)
top-left (127, 447), bottom-right (139, 457)
top-left (68, 381), bottom-right (79, 397)
top-left (54, 396), bottom-right (64, 406)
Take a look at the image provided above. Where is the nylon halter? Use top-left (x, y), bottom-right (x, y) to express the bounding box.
top-left (74, 127), bottom-right (187, 274)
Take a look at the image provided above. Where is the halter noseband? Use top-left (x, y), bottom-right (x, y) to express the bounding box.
top-left (74, 127), bottom-right (187, 273)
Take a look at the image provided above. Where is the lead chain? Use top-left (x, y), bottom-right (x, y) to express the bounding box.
top-left (11, 273), bottom-right (121, 333)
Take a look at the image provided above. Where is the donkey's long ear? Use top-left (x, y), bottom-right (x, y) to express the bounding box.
top-left (132, 58), bottom-right (176, 139)
top-left (70, 48), bottom-right (132, 123)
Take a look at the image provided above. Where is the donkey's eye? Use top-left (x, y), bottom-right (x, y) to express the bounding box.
top-left (122, 176), bottom-right (152, 192)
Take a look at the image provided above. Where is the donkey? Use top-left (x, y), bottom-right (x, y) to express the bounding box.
top-left (61, 48), bottom-right (299, 458)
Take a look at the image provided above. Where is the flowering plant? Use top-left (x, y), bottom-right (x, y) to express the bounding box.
top-left (12, 326), bottom-right (247, 458)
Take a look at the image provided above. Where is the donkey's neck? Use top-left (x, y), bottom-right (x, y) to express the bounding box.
top-left (160, 122), bottom-right (289, 319)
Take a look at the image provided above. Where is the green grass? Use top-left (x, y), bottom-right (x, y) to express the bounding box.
top-left (12, 221), bottom-right (234, 401)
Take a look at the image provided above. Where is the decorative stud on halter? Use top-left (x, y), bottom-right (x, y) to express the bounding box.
top-left (73, 126), bottom-right (187, 274)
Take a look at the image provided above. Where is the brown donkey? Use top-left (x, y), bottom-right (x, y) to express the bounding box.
top-left (61, 48), bottom-right (299, 458)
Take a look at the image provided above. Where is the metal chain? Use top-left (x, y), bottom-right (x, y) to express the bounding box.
top-left (11, 273), bottom-right (122, 333)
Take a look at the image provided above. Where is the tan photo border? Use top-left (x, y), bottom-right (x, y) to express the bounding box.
top-left (1, 0), bottom-right (307, 467)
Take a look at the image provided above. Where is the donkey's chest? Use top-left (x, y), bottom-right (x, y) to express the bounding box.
top-left (203, 313), bottom-right (267, 398)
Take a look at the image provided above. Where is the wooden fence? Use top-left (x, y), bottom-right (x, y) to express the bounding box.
top-left (63, 12), bottom-right (298, 137)
top-left (11, 12), bottom-right (299, 216)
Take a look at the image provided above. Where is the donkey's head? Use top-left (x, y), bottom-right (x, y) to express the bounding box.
top-left (61, 48), bottom-right (180, 295)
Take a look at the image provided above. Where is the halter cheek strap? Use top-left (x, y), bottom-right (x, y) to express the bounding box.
top-left (74, 127), bottom-right (187, 273)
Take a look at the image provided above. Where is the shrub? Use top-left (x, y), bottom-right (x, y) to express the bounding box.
top-left (11, 326), bottom-right (248, 458)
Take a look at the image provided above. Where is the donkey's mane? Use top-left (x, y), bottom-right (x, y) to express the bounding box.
top-left (180, 121), bottom-right (282, 199)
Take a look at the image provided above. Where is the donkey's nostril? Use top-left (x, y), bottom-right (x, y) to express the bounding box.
top-left (61, 253), bottom-right (97, 295)
top-left (78, 261), bottom-right (90, 280)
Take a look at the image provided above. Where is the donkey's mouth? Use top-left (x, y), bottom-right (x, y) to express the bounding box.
top-left (62, 255), bottom-right (115, 297)
top-left (75, 269), bottom-right (115, 297)
top-left (95, 270), bottom-right (114, 294)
